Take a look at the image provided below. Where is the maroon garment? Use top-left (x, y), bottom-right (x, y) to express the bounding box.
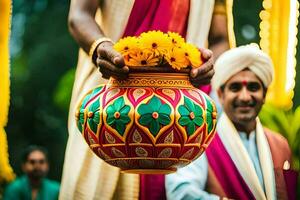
top-left (206, 129), bottom-right (297, 200)
top-left (205, 133), bottom-right (255, 200)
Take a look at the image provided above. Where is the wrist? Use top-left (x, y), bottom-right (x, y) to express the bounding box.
top-left (89, 37), bottom-right (113, 65)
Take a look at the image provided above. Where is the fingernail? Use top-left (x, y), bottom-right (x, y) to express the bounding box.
top-left (191, 69), bottom-right (197, 78)
top-left (123, 66), bottom-right (129, 72)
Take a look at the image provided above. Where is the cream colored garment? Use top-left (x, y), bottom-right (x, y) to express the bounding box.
top-left (212, 44), bottom-right (274, 91)
top-left (59, 0), bottom-right (215, 199)
top-left (217, 113), bottom-right (276, 200)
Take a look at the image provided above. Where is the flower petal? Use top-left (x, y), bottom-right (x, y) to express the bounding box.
top-left (194, 104), bottom-right (203, 116)
top-left (106, 115), bottom-right (115, 125)
top-left (138, 104), bottom-right (152, 115)
top-left (106, 105), bottom-right (115, 115)
top-left (139, 113), bottom-right (153, 126)
top-left (148, 96), bottom-right (161, 111)
top-left (187, 122), bottom-right (196, 136)
top-left (159, 103), bottom-right (171, 115)
top-left (178, 105), bottom-right (190, 116)
top-left (149, 120), bottom-right (160, 135)
top-left (178, 116), bottom-right (191, 126)
top-left (184, 97), bottom-right (195, 112)
top-left (120, 105), bottom-right (130, 115)
top-left (193, 116), bottom-right (204, 127)
top-left (119, 115), bottom-right (131, 124)
top-left (114, 97), bottom-right (125, 111)
top-left (158, 113), bottom-right (171, 125)
top-left (115, 123), bottom-right (126, 136)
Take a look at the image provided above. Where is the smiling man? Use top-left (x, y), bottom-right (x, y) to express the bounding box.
top-left (166, 44), bottom-right (296, 200)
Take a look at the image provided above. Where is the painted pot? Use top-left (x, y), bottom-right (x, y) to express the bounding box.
top-left (75, 68), bottom-right (217, 174)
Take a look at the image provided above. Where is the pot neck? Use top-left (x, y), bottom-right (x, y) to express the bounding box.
top-left (108, 73), bottom-right (194, 88)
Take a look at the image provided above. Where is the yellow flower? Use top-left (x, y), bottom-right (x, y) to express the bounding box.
top-left (168, 32), bottom-right (185, 47)
top-left (125, 49), bottom-right (159, 67)
top-left (114, 36), bottom-right (139, 55)
top-left (139, 31), bottom-right (172, 56)
top-left (181, 43), bottom-right (203, 68)
top-left (165, 47), bottom-right (189, 70)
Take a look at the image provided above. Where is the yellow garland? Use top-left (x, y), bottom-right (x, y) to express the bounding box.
top-left (0, 0), bottom-right (15, 183)
top-left (226, 0), bottom-right (236, 48)
top-left (259, 0), bottom-right (299, 108)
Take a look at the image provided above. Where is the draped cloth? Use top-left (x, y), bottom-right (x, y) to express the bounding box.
top-left (205, 113), bottom-right (294, 200)
top-left (59, 0), bottom-right (215, 199)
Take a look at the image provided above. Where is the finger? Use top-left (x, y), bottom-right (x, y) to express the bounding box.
top-left (190, 58), bottom-right (213, 78)
top-left (190, 69), bottom-right (214, 86)
top-left (97, 58), bottom-right (129, 79)
top-left (199, 48), bottom-right (213, 61)
top-left (97, 42), bottom-right (125, 68)
top-left (100, 67), bottom-right (128, 80)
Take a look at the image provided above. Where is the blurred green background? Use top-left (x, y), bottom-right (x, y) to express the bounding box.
top-left (5, 0), bottom-right (300, 189)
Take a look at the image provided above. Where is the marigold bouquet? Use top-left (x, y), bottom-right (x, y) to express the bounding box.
top-left (114, 31), bottom-right (203, 70)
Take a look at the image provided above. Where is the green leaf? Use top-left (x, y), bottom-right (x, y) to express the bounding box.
top-left (178, 105), bottom-right (190, 116)
top-left (184, 97), bottom-right (195, 112)
top-left (159, 103), bottom-right (171, 115)
top-left (114, 97), bottom-right (125, 111)
top-left (120, 105), bottom-right (130, 115)
top-left (158, 113), bottom-right (171, 125)
top-left (194, 116), bottom-right (204, 126)
top-left (179, 116), bottom-right (191, 126)
top-left (187, 122), bottom-right (195, 135)
top-left (139, 113), bottom-right (153, 125)
top-left (149, 120), bottom-right (160, 135)
top-left (206, 115), bottom-right (213, 133)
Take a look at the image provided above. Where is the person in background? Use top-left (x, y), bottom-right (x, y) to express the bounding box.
top-left (166, 44), bottom-right (297, 200)
top-left (3, 145), bottom-right (59, 200)
top-left (60, 0), bottom-right (230, 199)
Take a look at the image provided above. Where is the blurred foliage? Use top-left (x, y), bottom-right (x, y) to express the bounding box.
top-left (53, 68), bottom-right (75, 112)
top-left (6, 0), bottom-right (77, 183)
top-left (259, 104), bottom-right (300, 170)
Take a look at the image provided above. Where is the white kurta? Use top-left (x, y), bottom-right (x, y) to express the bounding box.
top-left (59, 1), bottom-right (215, 199)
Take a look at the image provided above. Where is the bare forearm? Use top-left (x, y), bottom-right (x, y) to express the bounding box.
top-left (208, 14), bottom-right (230, 60)
top-left (68, 0), bottom-right (104, 53)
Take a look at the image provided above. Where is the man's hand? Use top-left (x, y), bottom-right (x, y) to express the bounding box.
top-left (190, 48), bottom-right (214, 87)
top-left (96, 41), bottom-right (129, 80)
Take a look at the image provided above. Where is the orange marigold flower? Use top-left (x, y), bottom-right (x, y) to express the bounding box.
top-left (126, 49), bottom-right (159, 67)
top-left (165, 47), bottom-right (189, 70)
top-left (114, 36), bottom-right (139, 55)
top-left (139, 31), bottom-right (172, 56)
top-left (181, 43), bottom-right (203, 68)
top-left (168, 32), bottom-right (185, 47)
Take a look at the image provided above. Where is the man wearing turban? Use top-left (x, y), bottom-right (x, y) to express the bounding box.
top-left (166, 44), bottom-right (296, 200)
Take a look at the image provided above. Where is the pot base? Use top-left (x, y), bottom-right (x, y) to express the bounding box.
top-left (121, 168), bottom-right (176, 174)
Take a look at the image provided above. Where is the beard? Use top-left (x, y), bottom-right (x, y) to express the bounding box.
top-left (28, 169), bottom-right (47, 180)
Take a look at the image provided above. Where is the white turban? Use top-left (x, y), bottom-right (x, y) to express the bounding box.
top-left (212, 44), bottom-right (274, 90)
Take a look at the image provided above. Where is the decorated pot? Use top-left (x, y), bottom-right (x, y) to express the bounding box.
top-left (75, 69), bottom-right (217, 174)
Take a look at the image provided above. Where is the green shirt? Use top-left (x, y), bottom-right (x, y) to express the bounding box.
top-left (3, 175), bottom-right (59, 200)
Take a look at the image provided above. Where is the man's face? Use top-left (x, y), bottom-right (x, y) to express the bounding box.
top-left (22, 150), bottom-right (49, 180)
top-left (217, 70), bottom-right (266, 127)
